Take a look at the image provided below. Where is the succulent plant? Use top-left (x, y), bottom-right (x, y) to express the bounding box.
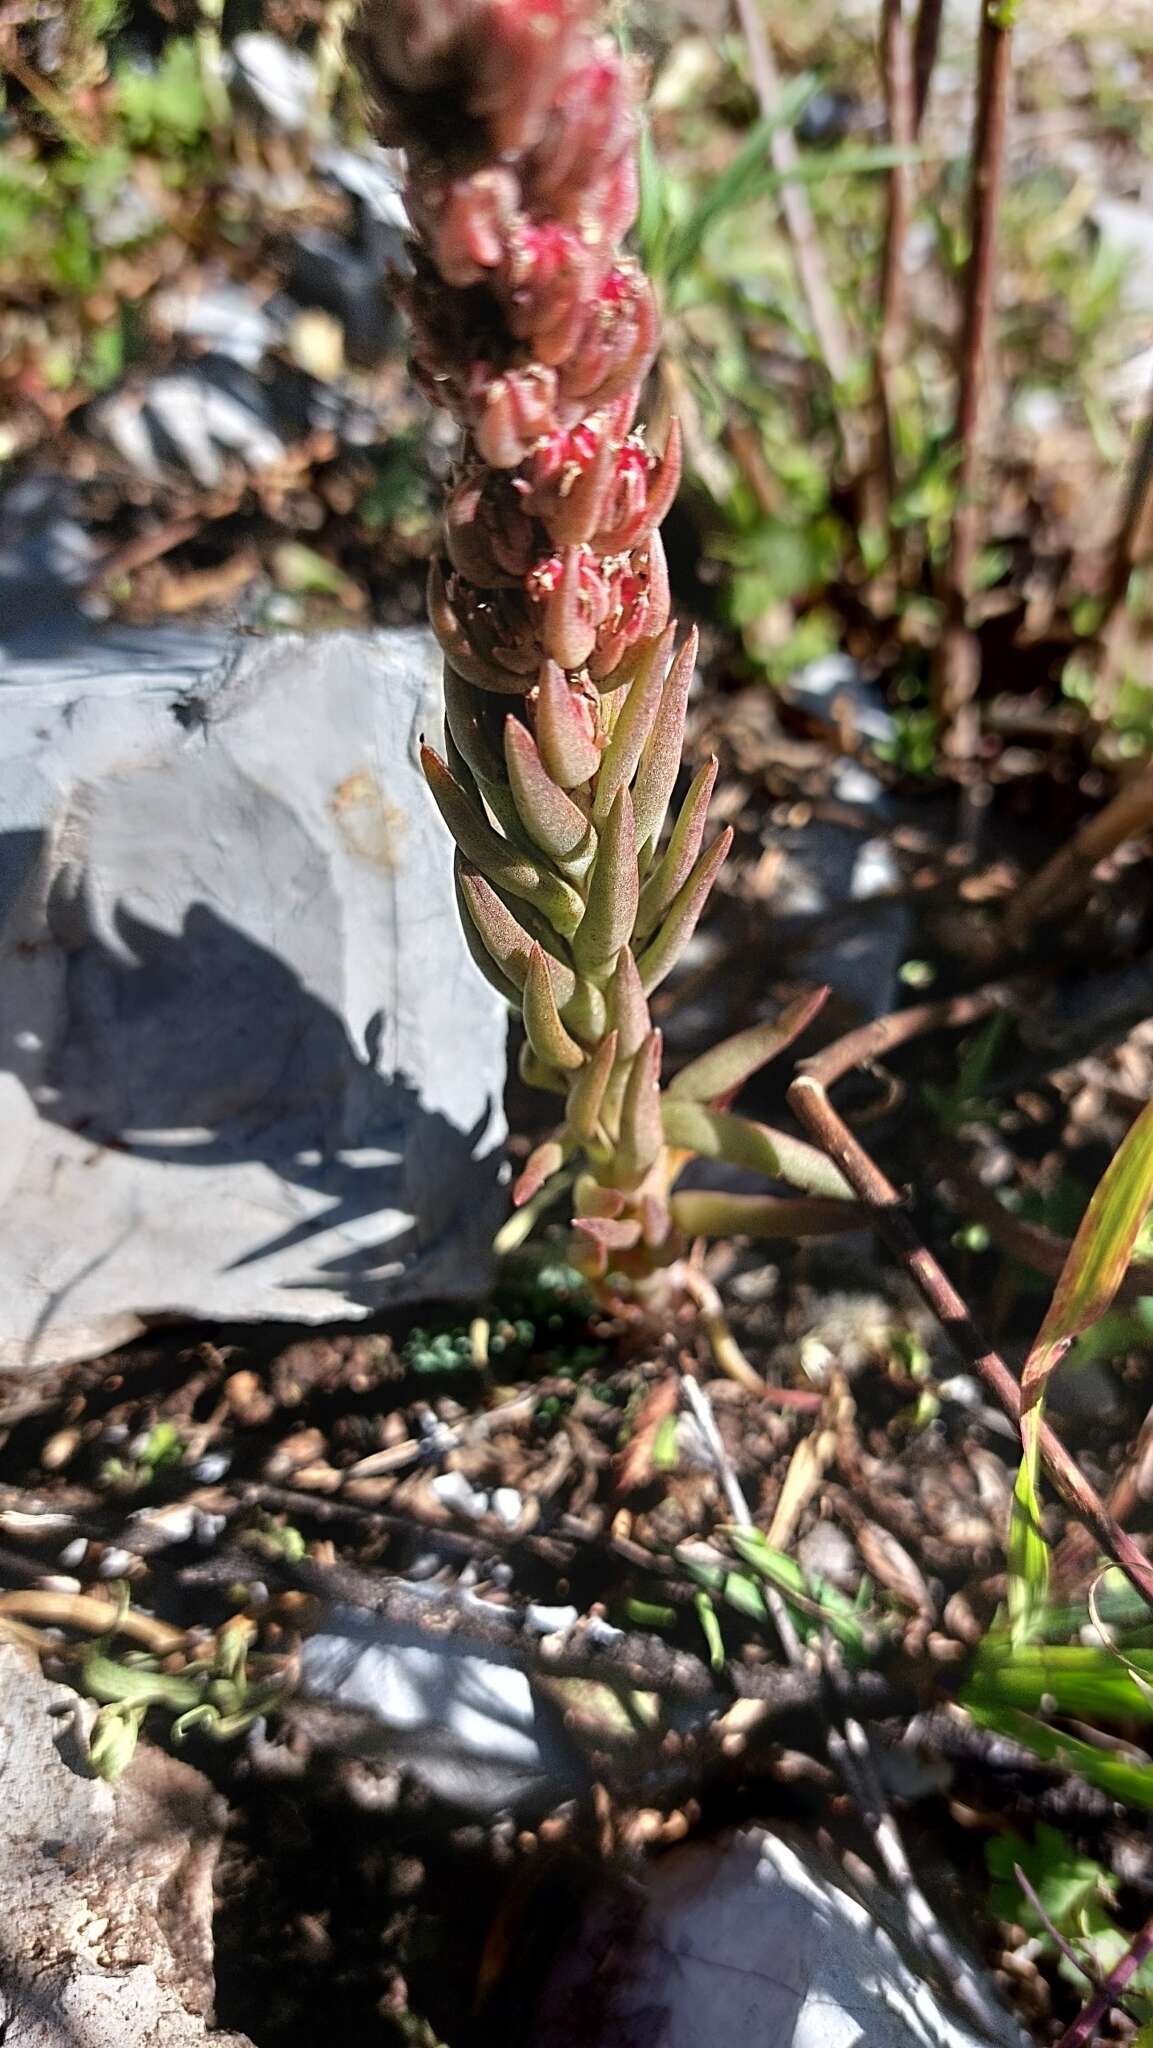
top-left (356, 0), bottom-right (855, 1283)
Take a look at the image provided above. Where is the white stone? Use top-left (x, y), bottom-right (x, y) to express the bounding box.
top-left (0, 626), bottom-right (507, 1370)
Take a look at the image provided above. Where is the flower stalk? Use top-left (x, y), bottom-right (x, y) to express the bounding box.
top-left (355, 0), bottom-right (854, 1280)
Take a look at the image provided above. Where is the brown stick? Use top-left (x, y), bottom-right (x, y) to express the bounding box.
top-left (911, 0), bottom-right (945, 134)
top-left (1100, 369), bottom-right (1153, 633)
top-left (732, 0), bottom-right (866, 475)
top-left (940, 1148), bottom-right (1153, 1305)
top-left (787, 1044), bottom-right (1153, 1615)
top-left (933, 2), bottom-right (1013, 760)
top-left (1005, 757), bottom-right (1153, 945)
top-left (875, 0), bottom-right (917, 510)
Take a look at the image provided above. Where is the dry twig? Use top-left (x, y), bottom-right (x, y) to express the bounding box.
top-left (934, 1), bottom-right (1014, 760)
top-left (787, 1019), bottom-right (1153, 1615)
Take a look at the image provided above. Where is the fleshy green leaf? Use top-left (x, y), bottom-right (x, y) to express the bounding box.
top-left (668, 988), bottom-right (829, 1107)
top-left (661, 1098), bottom-right (853, 1200)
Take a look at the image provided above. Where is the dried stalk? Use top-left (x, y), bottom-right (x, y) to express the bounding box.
top-left (1005, 755), bottom-right (1153, 945)
top-left (934, 1), bottom-right (1014, 761)
top-left (911, 0), bottom-right (945, 133)
top-left (732, 0), bottom-right (867, 476)
top-left (787, 1029), bottom-right (1153, 1614)
top-left (874, 0), bottom-right (917, 512)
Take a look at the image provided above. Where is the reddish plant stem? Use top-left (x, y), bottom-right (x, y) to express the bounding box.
top-left (875, 0), bottom-right (916, 510)
top-left (934, 2), bottom-right (1013, 762)
top-left (787, 1031), bottom-right (1153, 1615)
top-left (732, 0), bottom-right (866, 475)
top-left (1055, 1910), bottom-right (1153, 2048)
top-left (1102, 371), bottom-right (1153, 626)
top-left (911, 0), bottom-right (945, 134)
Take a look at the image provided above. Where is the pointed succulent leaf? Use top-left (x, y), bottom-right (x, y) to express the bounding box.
top-left (561, 975), bottom-right (608, 1046)
top-left (518, 1039), bottom-right (569, 1096)
top-left (455, 876), bottom-right (522, 1004)
top-left (540, 544), bottom-right (598, 668)
top-left (566, 1029), bottom-right (619, 1144)
top-left (660, 1098), bottom-right (854, 1200)
top-left (573, 1174), bottom-right (626, 1219)
top-left (606, 946), bottom-right (652, 1060)
top-left (504, 716), bottom-right (594, 863)
top-left (592, 626), bottom-right (673, 824)
top-left (443, 663), bottom-right (506, 788)
top-left (573, 1214), bottom-right (642, 1251)
top-left (428, 560), bottom-right (527, 693)
top-left (640, 1190), bottom-right (672, 1248)
top-left (535, 661), bottom-right (601, 789)
top-left (668, 988), bottom-right (830, 1108)
top-left (635, 757), bottom-right (718, 941)
top-left (612, 1028), bottom-right (664, 1189)
top-left (573, 784), bottom-right (639, 978)
top-left (669, 1190), bottom-right (865, 1239)
top-left (636, 826), bottom-right (732, 995)
top-left (632, 625), bottom-right (698, 857)
top-left (524, 943), bottom-right (586, 1072)
top-left (456, 862), bottom-right (577, 1005)
top-left (423, 746), bottom-right (583, 934)
top-left (513, 1137), bottom-right (568, 1208)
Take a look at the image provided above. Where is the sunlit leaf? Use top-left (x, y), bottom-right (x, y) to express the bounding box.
top-left (1022, 1095), bottom-right (1153, 1413)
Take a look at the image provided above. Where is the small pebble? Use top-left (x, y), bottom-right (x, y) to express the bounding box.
top-left (431, 1470), bottom-right (488, 1519)
top-left (525, 1602), bottom-right (578, 1635)
top-left (59, 1538), bottom-right (89, 1569)
top-left (193, 1452), bottom-right (232, 1484)
top-left (40, 1429), bottom-right (80, 1472)
top-left (491, 1487), bottom-right (522, 1529)
top-left (98, 1547), bottom-right (136, 1578)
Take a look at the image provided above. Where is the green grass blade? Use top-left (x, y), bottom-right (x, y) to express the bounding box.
top-left (1023, 1095), bottom-right (1153, 1410)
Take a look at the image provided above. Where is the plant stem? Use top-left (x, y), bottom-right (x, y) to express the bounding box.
top-left (732, 0), bottom-right (867, 475)
top-left (787, 1017), bottom-right (1153, 1617)
top-left (911, 0), bottom-right (945, 134)
top-left (933, 0), bottom-right (1013, 762)
top-left (1055, 1909), bottom-right (1153, 2048)
top-left (874, 0), bottom-right (916, 513)
top-left (1005, 755), bottom-right (1153, 945)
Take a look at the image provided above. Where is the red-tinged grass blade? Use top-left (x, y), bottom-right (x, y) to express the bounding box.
top-left (572, 784), bottom-right (639, 977)
top-left (612, 1029), bottom-right (663, 1189)
top-left (456, 862), bottom-right (577, 1006)
top-left (423, 746), bottom-right (584, 934)
top-left (669, 1189), bottom-right (867, 1239)
top-left (1022, 1094), bottom-right (1153, 1416)
top-left (634, 758), bottom-right (718, 943)
top-left (592, 627), bottom-right (673, 824)
top-left (632, 625), bottom-right (699, 858)
top-left (636, 827), bottom-right (732, 995)
top-left (504, 716), bottom-right (593, 861)
top-left (660, 1097), bottom-right (854, 1201)
top-left (567, 1030), bottom-right (618, 1145)
top-left (667, 988), bottom-right (831, 1109)
top-left (513, 1138), bottom-right (567, 1208)
top-left (535, 660), bottom-right (601, 789)
top-left (523, 943), bottom-right (586, 1073)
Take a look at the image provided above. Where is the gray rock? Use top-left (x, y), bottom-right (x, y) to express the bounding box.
top-left (0, 1642), bottom-right (253, 2048)
top-left (0, 625), bottom-right (507, 1371)
top-left (536, 1826), bottom-right (1024, 2048)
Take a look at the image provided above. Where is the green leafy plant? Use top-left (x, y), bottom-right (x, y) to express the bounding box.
top-left (987, 1824), bottom-right (1153, 2010)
